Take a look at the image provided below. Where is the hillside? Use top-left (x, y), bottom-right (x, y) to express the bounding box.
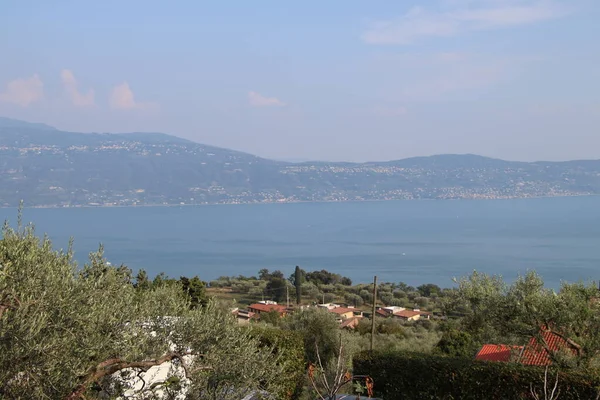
top-left (1, 118), bottom-right (600, 207)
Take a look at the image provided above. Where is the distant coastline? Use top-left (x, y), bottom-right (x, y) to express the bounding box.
top-left (4, 117), bottom-right (600, 209)
top-left (2, 192), bottom-right (598, 210)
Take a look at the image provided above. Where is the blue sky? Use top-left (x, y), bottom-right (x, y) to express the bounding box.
top-left (1, 0), bottom-right (599, 162)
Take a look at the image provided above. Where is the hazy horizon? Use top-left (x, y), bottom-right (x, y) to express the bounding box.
top-left (4, 114), bottom-right (600, 164)
top-left (1, 1), bottom-right (599, 163)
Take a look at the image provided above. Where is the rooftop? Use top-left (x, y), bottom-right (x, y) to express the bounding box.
top-left (475, 344), bottom-right (523, 362)
top-left (247, 303), bottom-right (287, 313)
top-left (394, 310), bottom-right (421, 318)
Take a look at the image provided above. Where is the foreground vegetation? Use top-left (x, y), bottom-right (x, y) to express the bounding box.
top-left (0, 221), bottom-right (294, 399)
top-left (4, 216), bottom-right (600, 399)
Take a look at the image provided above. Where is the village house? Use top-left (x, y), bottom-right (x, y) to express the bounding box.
top-left (232, 308), bottom-right (256, 325)
top-left (339, 317), bottom-right (362, 330)
top-left (329, 306), bottom-right (363, 320)
top-left (375, 306), bottom-right (431, 321)
top-left (381, 306), bottom-right (405, 315)
top-left (393, 309), bottom-right (422, 321)
top-left (247, 302), bottom-right (288, 319)
top-left (475, 328), bottom-right (575, 366)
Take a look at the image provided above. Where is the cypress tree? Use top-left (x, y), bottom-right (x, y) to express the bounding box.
top-left (294, 265), bottom-right (302, 305)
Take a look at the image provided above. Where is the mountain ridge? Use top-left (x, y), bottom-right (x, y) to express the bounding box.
top-left (1, 117), bottom-right (600, 207)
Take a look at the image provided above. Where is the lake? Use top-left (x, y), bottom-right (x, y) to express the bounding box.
top-left (2, 196), bottom-right (600, 288)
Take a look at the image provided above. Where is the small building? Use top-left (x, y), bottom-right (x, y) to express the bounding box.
top-left (233, 309), bottom-right (256, 325)
top-left (340, 317), bottom-right (362, 330)
top-left (329, 307), bottom-right (363, 320)
top-left (474, 327), bottom-right (576, 366)
top-left (382, 306), bottom-right (406, 314)
top-left (247, 303), bottom-right (288, 318)
top-left (393, 309), bottom-right (421, 321)
top-left (375, 309), bottom-right (390, 318)
top-left (417, 310), bottom-right (432, 320)
top-left (475, 344), bottom-right (524, 362)
top-left (317, 303), bottom-right (339, 310)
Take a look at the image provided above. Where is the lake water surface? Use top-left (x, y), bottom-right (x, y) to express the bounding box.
top-left (3, 196), bottom-right (600, 288)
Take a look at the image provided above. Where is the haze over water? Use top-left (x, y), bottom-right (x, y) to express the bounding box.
top-left (3, 196), bottom-right (599, 288)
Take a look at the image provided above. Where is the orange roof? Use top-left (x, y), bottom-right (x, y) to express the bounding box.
top-left (394, 310), bottom-right (421, 318)
top-left (330, 307), bottom-right (357, 315)
top-left (476, 344), bottom-right (523, 362)
top-left (340, 317), bottom-right (361, 329)
top-left (520, 329), bottom-right (574, 366)
top-left (375, 309), bottom-right (389, 317)
top-left (474, 328), bottom-right (576, 366)
top-left (247, 303), bottom-right (287, 313)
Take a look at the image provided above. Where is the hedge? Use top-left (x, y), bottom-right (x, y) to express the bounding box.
top-left (250, 326), bottom-right (306, 400)
top-left (353, 351), bottom-right (600, 400)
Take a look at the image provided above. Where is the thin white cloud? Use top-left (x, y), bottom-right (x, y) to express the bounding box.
top-left (248, 91), bottom-right (286, 107)
top-left (0, 74), bottom-right (44, 107)
top-left (362, 1), bottom-right (569, 45)
top-left (61, 69), bottom-right (95, 107)
top-left (367, 51), bottom-right (527, 102)
top-left (109, 82), bottom-right (157, 111)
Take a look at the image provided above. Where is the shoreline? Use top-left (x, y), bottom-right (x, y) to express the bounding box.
top-left (1, 192), bottom-right (598, 210)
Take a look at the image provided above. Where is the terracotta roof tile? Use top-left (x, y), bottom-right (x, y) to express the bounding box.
top-left (476, 344), bottom-right (523, 362)
top-left (330, 307), bottom-right (357, 315)
top-left (247, 303), bottom-right (287, 314)
top-left (340, 317), bottom-right (361, 329)
top-left (474, 329), bottom-right (576, 366)
top-left (394, 310), bottom-right (421, 318)
top-left (520, 329), bottom-right (574, 366)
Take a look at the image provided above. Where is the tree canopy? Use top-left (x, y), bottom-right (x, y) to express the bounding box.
top-left (447, 270), bottom-right (600, 368)
top-left (0, 221), bottom-right (290, 399)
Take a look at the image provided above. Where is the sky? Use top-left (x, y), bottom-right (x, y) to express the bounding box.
top-left (0, 0), bottom-right (599, 162)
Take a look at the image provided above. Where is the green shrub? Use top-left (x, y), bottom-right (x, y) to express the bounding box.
top-left (436, 328), bottom-right (479, 357)
top-left (353, 351), bottom-right (600, 400)
top-left (250, 327), bottom-right (306, 400)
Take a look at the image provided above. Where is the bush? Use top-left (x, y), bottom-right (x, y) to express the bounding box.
top-left (353, 351), bottom-right (600, 400)
top-left (379, 292), bottom-right (394, 305)
top-left (344, 293), bottom-right (364, 307)
top-left (301, 282), bottom-right (320, 300)
top-left (250, 327), bottom-right (306, 400)
top-left (436, 328), bottom-right (479, 357)
top-left (376, 319), bottom-right (405, 337)
top-left (359, 289), bottom-right (373, 303)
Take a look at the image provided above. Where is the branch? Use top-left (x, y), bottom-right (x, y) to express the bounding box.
top-left (66, 352), bottom-right (196, 400)
top-left (547, 328), bottom-right (583, 355)
top-left (0, 293), bottom-right (22, 319)
top-left (314, 343), bottom-right (331, 393)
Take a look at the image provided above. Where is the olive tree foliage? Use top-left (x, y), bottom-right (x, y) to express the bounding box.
top-left (282, 308), bottom-right (359, 369)
top-left (446, 270), bottom-right (600, 369)
top-left (0, 221), bottom-right (288, 400)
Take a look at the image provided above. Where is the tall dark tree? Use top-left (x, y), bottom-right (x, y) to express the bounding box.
top-left (266, 276), bottom-right (287, 303)
top-left (180, 276), bottom-right (207, 308)
top-left (258, 268), bottom-right (271, 281)
top-left (134, 269), bottom-right (151, 290)
top-left (294, 266), bottom-right (303, 305)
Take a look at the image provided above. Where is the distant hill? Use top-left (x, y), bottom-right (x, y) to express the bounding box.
top-left (1, 117), bottom-right (600, 207)
top-left (0, 116), bottom-right (56, 131)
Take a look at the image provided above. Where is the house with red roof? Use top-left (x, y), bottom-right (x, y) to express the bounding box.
top-left (247, 303), bottom-right (288, 318)
top-left (340, 317), bottom-right (362, 330)
top-left (329, 306), bottom-right (362, 320)
top-left (475, 328), bottom-right (577, 366)
top-left (375, 309), bottom-right (390, 318)
top-left (475, 344), bottom-right (524, 362)
top-left (520, 328), bottom-right (575, 366)
top-left (393, 309), bottom-right (422, 321)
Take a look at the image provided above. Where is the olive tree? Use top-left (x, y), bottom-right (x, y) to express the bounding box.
top-left (0, 221), bottom-right (289, 399)
top-left (449, 270), bottom-right (600, 369)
